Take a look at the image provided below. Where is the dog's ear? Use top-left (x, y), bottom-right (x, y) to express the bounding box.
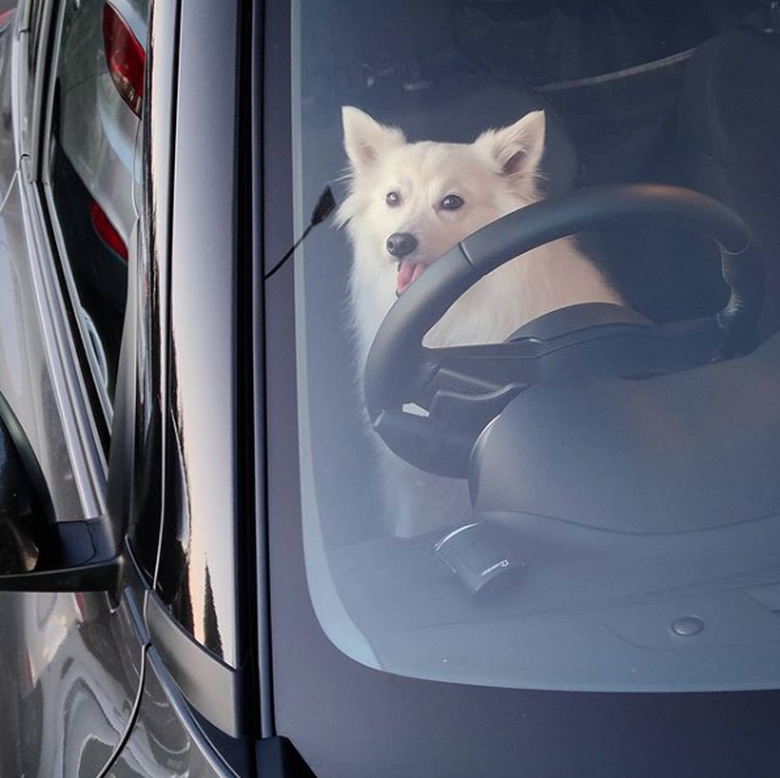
top-left (476, 110), bottom-right (546, 186)
top-left (342, 107), bottom-right (405, 174)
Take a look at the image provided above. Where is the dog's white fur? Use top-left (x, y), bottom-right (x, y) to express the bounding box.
top-left (337, 107), bottom-right (622, 535)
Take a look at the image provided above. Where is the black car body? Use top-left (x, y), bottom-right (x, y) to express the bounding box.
top-left (1, 0), bottom-right (780, 776)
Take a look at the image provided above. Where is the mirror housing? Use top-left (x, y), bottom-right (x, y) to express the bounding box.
top-left (0, 392), bottom-right (120, 591)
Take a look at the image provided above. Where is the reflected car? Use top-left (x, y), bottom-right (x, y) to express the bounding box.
top-left (51, 0), bottom-right (146, 405)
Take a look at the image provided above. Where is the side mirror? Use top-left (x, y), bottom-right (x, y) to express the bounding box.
top-left (0, 393), bottom-right (120, 591)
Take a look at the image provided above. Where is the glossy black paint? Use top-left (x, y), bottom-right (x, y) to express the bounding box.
top-left (152, 0), bottom-right (243, 669)
top-left (0, 581), bottom-right (146, 776)
top-left (125, 0), bottom-right (251, 745)
top-left (124, 0), bottom-right (177, 587)
top-left (107, 647), bottom-right (243, 777)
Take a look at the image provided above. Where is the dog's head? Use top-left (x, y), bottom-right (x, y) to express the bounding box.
top-left (336, 107), bottom-right (547, 295)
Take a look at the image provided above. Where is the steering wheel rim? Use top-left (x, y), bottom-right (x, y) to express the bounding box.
top-left (364, 184), bottom-right (765, 425)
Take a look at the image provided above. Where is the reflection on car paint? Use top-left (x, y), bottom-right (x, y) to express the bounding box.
top-left (107, 651), bottom-right (233, 778)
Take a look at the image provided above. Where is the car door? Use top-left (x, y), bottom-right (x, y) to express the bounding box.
top-left (0, 0), bottom-right (151, 774)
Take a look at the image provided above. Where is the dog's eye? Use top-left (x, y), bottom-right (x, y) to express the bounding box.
top-left (440, 194), bottom-right (464, 211)
top-left (386, 191), bottom-right (401, 207)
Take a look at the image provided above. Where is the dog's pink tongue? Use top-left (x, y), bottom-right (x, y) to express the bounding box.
top-left (396, 261), bottom-right (426, 295)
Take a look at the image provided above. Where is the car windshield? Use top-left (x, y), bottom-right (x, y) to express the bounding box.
top-left (288, 0), bottom-right (780, 692)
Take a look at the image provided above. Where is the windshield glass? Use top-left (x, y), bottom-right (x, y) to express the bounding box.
top-left (290, 0), bottom-right (780, 692)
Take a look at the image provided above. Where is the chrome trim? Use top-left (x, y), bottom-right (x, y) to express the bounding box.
top-left (433, 522), bottom-right (480, 552)
top-left (17, 155), bottom-right (106, 517)
top-left (28, 0), bottom-right (54, 177)
top-left (19, 0), bottom-right (32, 34)
top-left (11, 24), bottom-right (27, 160)
top-left (146, 591), bottom-right (245, 738)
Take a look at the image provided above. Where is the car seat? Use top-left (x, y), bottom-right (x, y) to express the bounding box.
top-left (678, 29), bottom-right (780, 336)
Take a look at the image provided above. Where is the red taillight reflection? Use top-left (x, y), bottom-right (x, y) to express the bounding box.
top-left (0, 9), bottom-right (16, 29)
top-left (102, 2), bottom-right (145, 117)
top-left (90, 199), bottom-right (128, 261)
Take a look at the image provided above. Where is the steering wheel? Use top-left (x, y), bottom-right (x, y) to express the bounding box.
top-left (364, 184), bottom-right (765, 477)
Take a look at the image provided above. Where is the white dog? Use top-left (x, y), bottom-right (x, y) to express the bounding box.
top-left (336, 106), bottom-right (622, 536)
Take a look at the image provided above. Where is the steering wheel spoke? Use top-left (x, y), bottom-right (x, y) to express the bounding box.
top-left (417, 343), bottom-right (536, 404)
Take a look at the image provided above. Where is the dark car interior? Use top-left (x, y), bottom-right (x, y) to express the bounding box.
top-left (295, 0), bottom-right (780, 688)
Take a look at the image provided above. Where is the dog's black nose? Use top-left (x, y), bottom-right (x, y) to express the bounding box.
top-left (386, 232), bottom-right (418, 258)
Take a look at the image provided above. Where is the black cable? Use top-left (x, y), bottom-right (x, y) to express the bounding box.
top-left (264, 186), bottom-right (337, 280)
